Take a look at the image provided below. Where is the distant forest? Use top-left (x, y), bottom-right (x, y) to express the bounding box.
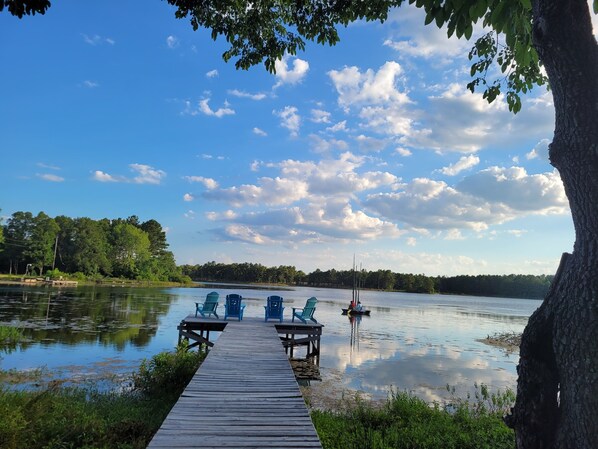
top-left (0, 211), bottom-right (189, 282)
top-left (181, 262), bottom-right (553, 299)
top-left (0, 210), bottom-right (552, 298)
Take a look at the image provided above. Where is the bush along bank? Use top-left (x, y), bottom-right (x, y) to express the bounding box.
top-left (0, 344), bottom-right (205, 449)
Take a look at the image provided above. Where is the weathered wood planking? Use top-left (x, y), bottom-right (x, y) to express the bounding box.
top-left (147, 317), bottom-right (323, 449)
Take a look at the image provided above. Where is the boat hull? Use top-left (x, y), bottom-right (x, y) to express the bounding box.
top-left (341, 308), bottom-right (371, 316)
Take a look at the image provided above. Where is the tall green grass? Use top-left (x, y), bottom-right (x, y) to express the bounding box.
top-left (0, 326), bottom-right (24, 345)
top-left (0, 326), bottom-right (24, 355)
top-left (312, 387), bottom-right (515, 449)
top-left (0, 345), bottom-right (205, 449)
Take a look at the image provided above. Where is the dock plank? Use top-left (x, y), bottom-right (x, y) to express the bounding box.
top-left (147, 317), bottom-right (322, 449)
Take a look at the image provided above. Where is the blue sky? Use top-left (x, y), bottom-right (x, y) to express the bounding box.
top-left (2, 1), bottom-right (590, 276)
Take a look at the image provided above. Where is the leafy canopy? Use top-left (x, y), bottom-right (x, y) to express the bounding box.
top-left (0, 0), bottom-right (50, 17)
top-left (10, 0), bottom-right (593, 112)
top-left (164, 0), bottom-right (549, 113)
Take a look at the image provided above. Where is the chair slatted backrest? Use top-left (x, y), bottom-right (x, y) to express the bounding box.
top-left (301, 297), bottom-right (317, 319)
top-left (196, 291), bottom-right (220, 318)
top-left (225, 294), bottom-right (245, 320)
top-left (265, 295), bottom-right (284, 322)
top-left (204, 292), bottom-right (219, 312)
top-left (293, 297), bottom-right (318, 323)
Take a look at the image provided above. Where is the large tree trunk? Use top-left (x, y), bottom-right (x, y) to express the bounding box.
top-left (505, 0), bottom-right (598, 447)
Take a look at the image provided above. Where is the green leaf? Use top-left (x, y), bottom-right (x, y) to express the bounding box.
top-left (464, 23), bottom-right (473, 40)
top-left (594, 0), bottom-right (598, 14)
top-left (452, 0), bottom-right (465, 10)
top-left (424, 10), bottom-right (435, 25)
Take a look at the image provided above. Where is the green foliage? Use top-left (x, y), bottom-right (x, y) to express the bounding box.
top-left (24, 212), bottom-right (59, 275)
top-left (0, 386), bottom-right (173, 449)
top-left (0, 0), bottom-right (50, 18)
top-left (0, 326), bottom-right (24, 353)
top-left (0, 347), bottom-right (206, 449)
top-left (437, 274), bottom-right (552, 299)
top-left (312, 388), bottom-right (515, 449)
top-left (0, 211), bottom-right (187, 282)
top-left (110, 223), bottom-right (151, 279)
top-left (44, 268), bottom-right (66, 279)
top-left (161, 0), bottom-right (553, 113)
top-left (132, 344), bottom-right (206, 398)
top-left (167, 0), bottom-right (404, 72)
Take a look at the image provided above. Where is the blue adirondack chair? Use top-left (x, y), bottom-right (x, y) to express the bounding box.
top-left (195, 291), bottom-right (219, 318)
top-left (264, 295), bottom-right (285, 322)
top-left (292, 297), bottom-right (318, 323)
top-left (224, 294), bottom-right (246, 321)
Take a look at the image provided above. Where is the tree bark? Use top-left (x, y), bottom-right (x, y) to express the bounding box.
top-left (506, 0), bottom-right (598, 447)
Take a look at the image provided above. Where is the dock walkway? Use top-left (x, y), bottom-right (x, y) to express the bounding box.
top-left (147, 317), bottom-right (322, 449)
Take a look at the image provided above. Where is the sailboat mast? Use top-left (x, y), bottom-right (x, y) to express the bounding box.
top-left (352, 254), bottom-right (356, 304)
top-left (358, 262), bottom-right (362, 303)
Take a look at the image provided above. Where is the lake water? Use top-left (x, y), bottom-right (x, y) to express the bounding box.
top-left (0, 284), bottom-right (540, 403)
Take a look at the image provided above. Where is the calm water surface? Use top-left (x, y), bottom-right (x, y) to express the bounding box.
top-left (0, 284), bottom-right (540, 402)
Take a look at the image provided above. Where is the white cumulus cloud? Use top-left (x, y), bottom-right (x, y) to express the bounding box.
top-left (92, 164), bottom-right (165, 184)
top-left (310, 109), bottom-right (331, 123)
top-left (228, 89), bottom-right (267, 100)
top-left (365, 166), bottom-right (569, 233)
top-left (92, 170), bottom-right (119, 182)
top-left (130, 164), bottom-right (166, 184)
top-left (274, 106), bottom-right (301, 137)
top-left (198, 98), bottom-right (235, 118)
top-left (327, 120), bottom-right (348, 133)
top-left (328, 62), bottom-right (411, 110)
top-left (184, 176), bottom-right (219, 190)
top-left (438, 155), bottom-right (480, 176)
top-left (274, 56), bottom-right (309, 88)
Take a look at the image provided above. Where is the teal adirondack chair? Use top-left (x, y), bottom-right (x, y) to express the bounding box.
top-left (195, 291), bottom-right (219, 318)
top-left (264, 295), bottom-right (285, 322)
top-left (292, 297), bottom-right (318, 323)
top-left (224, 294), bottom-right (246, 321)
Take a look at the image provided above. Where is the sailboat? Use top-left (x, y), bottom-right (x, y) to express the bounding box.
top-left (341, 256), bottom-right (371, 316)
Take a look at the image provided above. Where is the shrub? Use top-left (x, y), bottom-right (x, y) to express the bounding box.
top-left (132, 343), bottom-right (205, 398)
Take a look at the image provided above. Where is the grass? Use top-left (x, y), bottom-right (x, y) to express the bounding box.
top-left (312, 386), bottom-right (515, 449)
top-left (0, 326), bottom-right (24, 344)
top-left (0, 368), bottom-right (44, 384)
top-left (0, 326), bottom-right (25, 355)
top-left (0, 345), bottom-right (206, 449)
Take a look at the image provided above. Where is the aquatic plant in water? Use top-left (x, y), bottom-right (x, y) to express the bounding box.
top-left (0, 326), bottom-right (24, 355)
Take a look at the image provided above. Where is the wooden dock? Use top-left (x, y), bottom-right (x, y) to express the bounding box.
top-left (147, 317), bottom-right (323, 449)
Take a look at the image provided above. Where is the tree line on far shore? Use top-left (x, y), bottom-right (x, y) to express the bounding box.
top-left (0, 210), bottom-right (552, 298)
top-left (0, 210), bottom-right (189, 283)
top-left (181, 262), bottom-right (553, 299)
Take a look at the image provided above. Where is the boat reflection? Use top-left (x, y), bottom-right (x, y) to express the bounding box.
top-left (349, 314), bottom-right (361, 350)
